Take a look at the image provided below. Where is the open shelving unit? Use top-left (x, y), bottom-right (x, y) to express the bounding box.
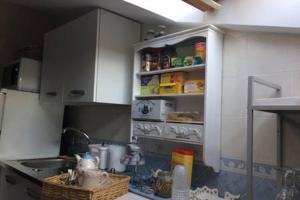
top-left (246, 76), bottom-right (300, 199)
top-left (131, 25), bottom-right (224, 172)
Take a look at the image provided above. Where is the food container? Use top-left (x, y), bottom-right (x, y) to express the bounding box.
top-left (151, 48), bottom-right (162, 71)
top-left (171, 149), bottom-right (194, 187)
top-left (131, 100), bottom-right (175, 121)
top-left (141, 75), bottom-right (160, 96)
top-left (160, 72), bottom-right (186, 84)
top-left (171, 57), bottom-right (184, 67)
top-left (155, 171), bottom-right (172, 198)
top-left (161, 47), bottom-right (175, 69)
top-left (160, 83), bottom-right (183, 94)
top-left (184, 56), bottom-right (193, 66)
top-left (194, 42), bottom-right (206, 64)
top-left (141, 51), bottom-right (152, 72)
top-left (167, 112), bottom-right (202, 123)
top-left (184, 80), bottom-right (205, 93)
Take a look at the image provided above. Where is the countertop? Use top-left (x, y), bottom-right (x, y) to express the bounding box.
top-left (1, 159), bottom-right (64, 185)
top-left (116, 193), bottom-right (149, 200)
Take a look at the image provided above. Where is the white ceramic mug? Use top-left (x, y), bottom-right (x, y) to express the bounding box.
top-left (80, 170), bottom-right (110, 189)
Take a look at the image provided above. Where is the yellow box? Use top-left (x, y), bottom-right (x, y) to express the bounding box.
top-left (184, 80), bottom-right (205, 93)
top-left (160, 72), bottom-right (186, 84)
top-left (159, 83), bottom-right (183, 94)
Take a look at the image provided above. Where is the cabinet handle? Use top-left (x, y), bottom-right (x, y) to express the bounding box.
top-left (26, 187), bottom-right (40, 200)
top-left (5, 175), bottom-right (16, 185)
top-left (46, 92), bottom-right (57, 96)
top-left (69, 90), bottom-right (85, 97)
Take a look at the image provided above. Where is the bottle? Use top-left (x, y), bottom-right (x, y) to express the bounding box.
top-left (172, 165), bottom-right (190, 200)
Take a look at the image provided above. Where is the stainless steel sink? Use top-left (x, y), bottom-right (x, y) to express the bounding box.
top-left (20, 159), bottom-right (76, 169)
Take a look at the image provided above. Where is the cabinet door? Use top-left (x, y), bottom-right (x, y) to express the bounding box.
top-left (96, 10), bottom-right (140, 104)
top-left (40, 26), bottom-right (65, 104)
top-left (0, 168), bottom-right (26, 200)
top-left (62, 9), bottom-right (99, 103)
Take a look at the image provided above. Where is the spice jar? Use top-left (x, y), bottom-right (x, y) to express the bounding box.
top-left (151, 48), bottom-right (162, 71)
top-left (141, 49), bottom-right (152, 72)
top-left (155, 171), bottom-right (172, 198)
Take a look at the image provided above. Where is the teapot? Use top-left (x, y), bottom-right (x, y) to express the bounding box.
top-left (75, 152), bottom-right (99, 171)
top-left (75, 152), bottom-right (99, 186)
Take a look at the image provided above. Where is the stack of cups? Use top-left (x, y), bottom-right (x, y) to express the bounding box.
top-left (172, 165), bottom-right (190, 200)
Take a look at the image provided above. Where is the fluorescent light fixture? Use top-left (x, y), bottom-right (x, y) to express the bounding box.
top-left (123, 0), bottom-right (203, 23)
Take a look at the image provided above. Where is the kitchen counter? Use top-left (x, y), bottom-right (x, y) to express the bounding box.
top-left (116, 193), bottom-right (149, 200)
top-left (1, 159), bottom-right (65, 186)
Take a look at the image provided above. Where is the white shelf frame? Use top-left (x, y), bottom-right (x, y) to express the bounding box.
top-left (131, 25), bottom-right (224, 173)
top-left (136, 64), bottom-right (205, 76)
top-left (135, 93), bottom-right (204, 99)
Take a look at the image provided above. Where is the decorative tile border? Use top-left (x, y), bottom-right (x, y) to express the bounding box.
top-left (221, 157), bottom-right (277, 179)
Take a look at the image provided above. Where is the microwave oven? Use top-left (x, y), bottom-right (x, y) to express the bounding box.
top-left (1, 57), bottom-right (41, 92)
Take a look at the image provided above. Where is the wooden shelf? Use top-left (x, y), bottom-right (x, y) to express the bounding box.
top-left (136, 64), bottom-right (205, 76)
top-left (135, 93), bottom-right (204, 99)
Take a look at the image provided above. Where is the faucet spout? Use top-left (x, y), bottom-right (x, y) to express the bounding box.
top-left (62, 127), bottom-right (92, 144)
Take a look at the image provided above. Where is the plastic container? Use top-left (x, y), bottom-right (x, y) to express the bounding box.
top-left (171, 165), bottom-right (190, 200)
top-left (171, 149), bottom-right (194, 187)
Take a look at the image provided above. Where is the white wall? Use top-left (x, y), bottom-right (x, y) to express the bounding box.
top-left (204, 0), bottom-right (300, 28)
top-left (222, 30), bottom-right (300, 166)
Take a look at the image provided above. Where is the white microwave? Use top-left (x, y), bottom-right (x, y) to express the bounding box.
top-left (0, 57), bottom-right (41, 92)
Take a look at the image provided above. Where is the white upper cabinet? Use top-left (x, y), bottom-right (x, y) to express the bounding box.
top-left (40, 9), bottom-right (140, 104)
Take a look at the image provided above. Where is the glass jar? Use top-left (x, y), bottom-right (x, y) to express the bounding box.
top-left (155, 171), bottom-right (172, 198)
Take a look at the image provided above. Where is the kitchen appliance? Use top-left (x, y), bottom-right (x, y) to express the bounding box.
top-left (131, 100), bottom-right (174, 121)
top-left (0, 89), bottom-right (64, 160)
top-left (0, 57), bottom-right (41, 92)
top-left (107, 145), bottom-right (126, 172)
top-left (88, 144), bottom-right (109, 170)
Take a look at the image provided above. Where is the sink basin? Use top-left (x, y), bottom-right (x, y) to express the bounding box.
top-left (20, 159), bottom-right (76, 169)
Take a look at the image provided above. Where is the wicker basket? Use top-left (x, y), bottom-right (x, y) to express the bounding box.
top-left (42, 173), bottom-right (130, 200)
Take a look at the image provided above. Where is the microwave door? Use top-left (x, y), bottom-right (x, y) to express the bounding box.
top-left (0, 92), bottom-right (6, 135)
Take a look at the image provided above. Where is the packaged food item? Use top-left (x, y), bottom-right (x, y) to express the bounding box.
top-left (194, 42), bottom-right (206, 65)
top-left (161, 47), bottom-right (176, 69)
top-left (160, 83), bottom-right (183, 94)
top-left (140, 75), bottom-right (160, 95)
top-left (167, 112), bottom-right (202, 122)
top-left (141, 49), bottom-right (152, 72)
top-left (184, 80), bottom-right (205, 93)
top-left (160, 72), bottom-right (186, 84)
top-left (184, 56), bottom-right (193, 66)
top-left (171, 57), bottom-right (184, 67)
top-left (151, 48), bottom-right (162, 71)
top-left (171, 149), bottom-right (194, 187)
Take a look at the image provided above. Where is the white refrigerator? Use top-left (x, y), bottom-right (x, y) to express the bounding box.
top-left (0, 89), bottom-right (64, 160)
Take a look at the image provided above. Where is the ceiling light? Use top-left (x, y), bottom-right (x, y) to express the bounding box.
top-left (123, 0), bottom-right (203, 23)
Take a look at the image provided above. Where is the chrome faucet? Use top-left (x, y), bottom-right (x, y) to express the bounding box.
top-left (62, 127), bottom-right (92, 144)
